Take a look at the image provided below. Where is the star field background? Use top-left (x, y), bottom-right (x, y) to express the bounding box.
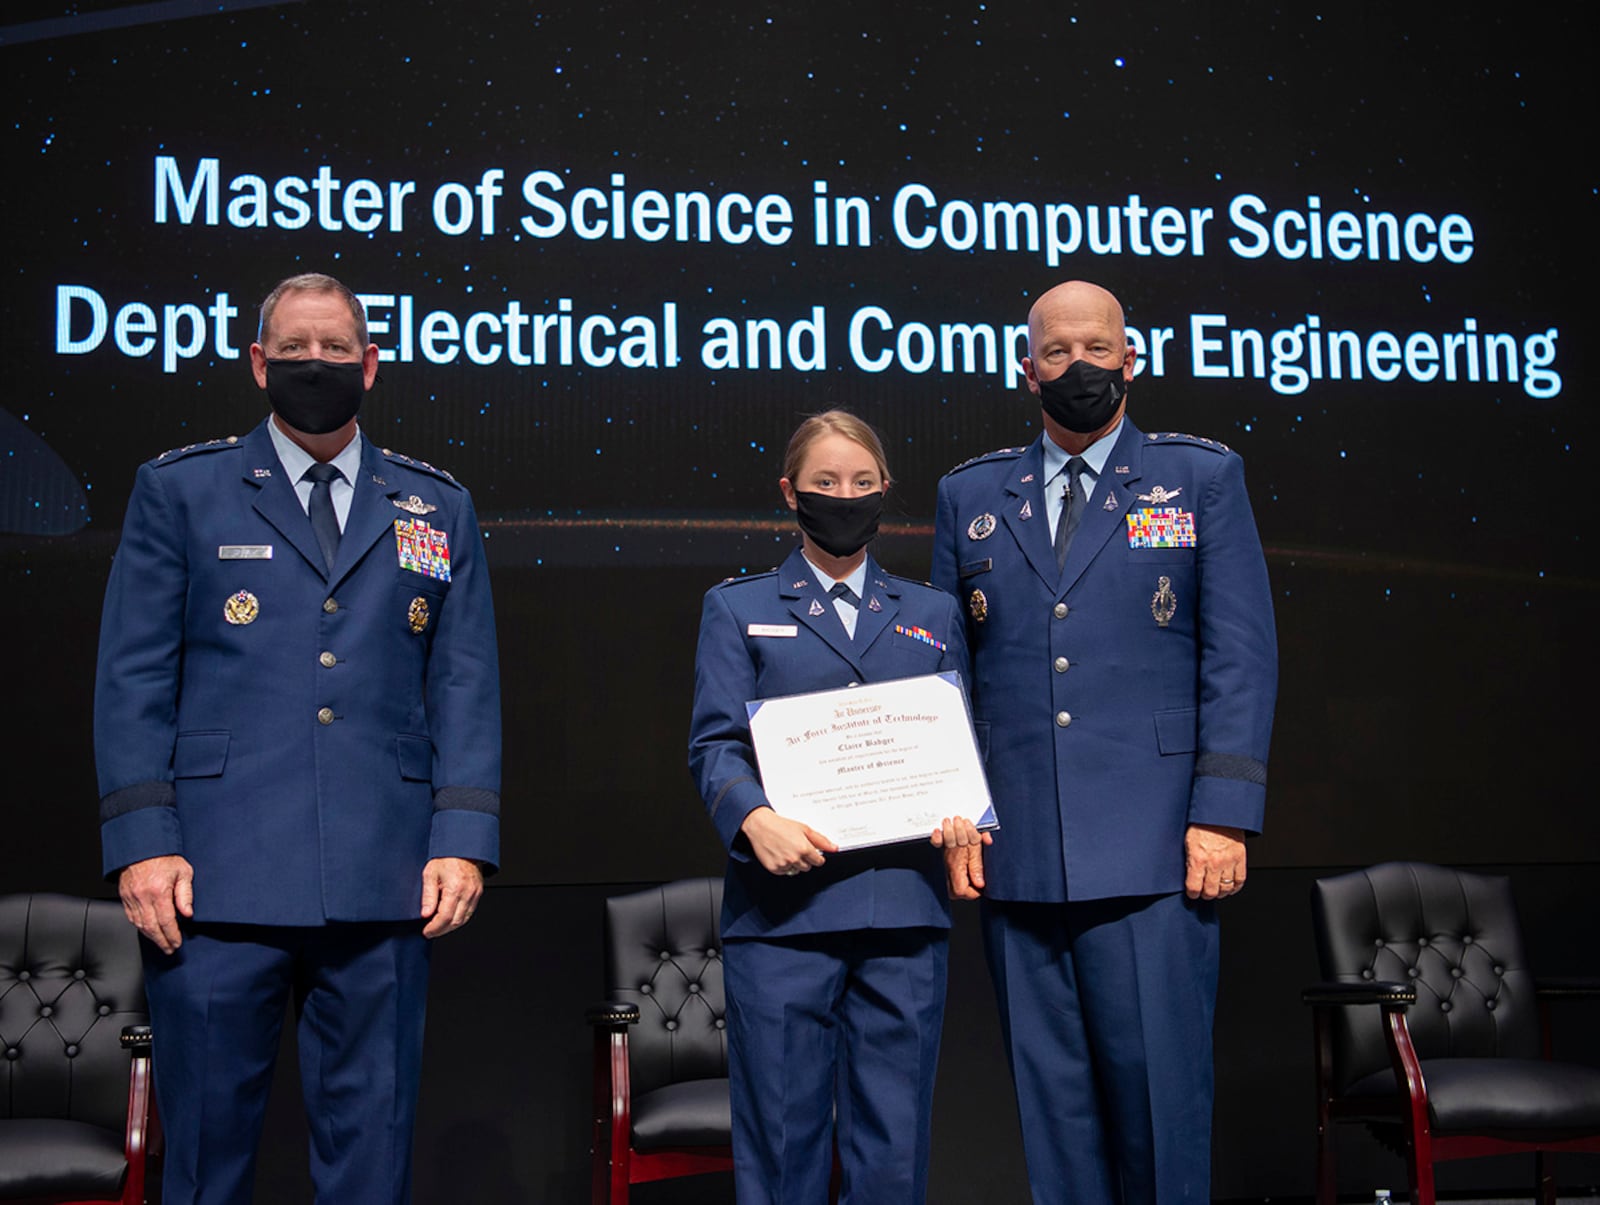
top-left (3, 1), bottom-right (1596, 886)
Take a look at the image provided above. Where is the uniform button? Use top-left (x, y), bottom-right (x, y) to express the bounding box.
top-left (319, 651), bottom-right (337, 668)
top-left (1055, 711), bottom-right (1072, 728)
top-left (847, 681), bottom-right (860, 688)
top-left (1054, 657), bottom-right (1070, 673)
top-left (323, 598), bottom-right (339, 614)
top-left (1053, 603), bottom-right (1069, 619)
top-left (317, 707), bottom-right (335, 725)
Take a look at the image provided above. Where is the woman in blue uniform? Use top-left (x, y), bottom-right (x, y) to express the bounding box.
top-left (689, 410), bottom-right (983, 1204)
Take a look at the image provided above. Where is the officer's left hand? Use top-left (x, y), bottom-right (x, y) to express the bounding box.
top-left (1184, 824), bottom-right (1246, 900)
top-left (421, 857), bottom-right (485, 937)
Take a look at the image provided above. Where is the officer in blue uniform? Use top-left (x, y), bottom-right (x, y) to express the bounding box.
top-left (933, 281), bottom-right (1277, 1204)
top-left (94, 273), bottom-right (501, 1205)
top-left (690, 411), bottom-right (979, 1204)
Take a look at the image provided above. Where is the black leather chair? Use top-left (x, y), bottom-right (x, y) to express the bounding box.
top-left (587, 878), bottom-right (732, 1205)
top-left (0, 893), bottom-right (157, 1205)
top-left (1304, 862), bottom-right (1600, 1205)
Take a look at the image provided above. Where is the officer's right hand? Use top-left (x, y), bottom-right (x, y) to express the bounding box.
top-left (740, 807), bottom-right (837, 876)
top-left (118, 855), bottom-right (195, 954)
top-left (944, 841), bottom-right (986, 900)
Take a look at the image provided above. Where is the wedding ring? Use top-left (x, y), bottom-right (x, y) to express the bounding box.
top-left (1220, 877), bottom-right (1235, 884)
top-left (785, 868), bottom-right (799, 876)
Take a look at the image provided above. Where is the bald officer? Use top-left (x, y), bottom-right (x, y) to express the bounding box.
top-left (94, 272), bottom-right (501, 1205)
top-left (933, 281), bottom-right (1277, 1204)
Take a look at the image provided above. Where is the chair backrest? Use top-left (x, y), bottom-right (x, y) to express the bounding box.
top-left (604, 878), bottom-right (728, 1099)
top-left (0, 893), bottom-right (147, 1131)
top-left (1311, 862), bottom-right (1539, 1092)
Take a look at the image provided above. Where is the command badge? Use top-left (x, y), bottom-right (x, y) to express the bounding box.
top-left (969, 588), bottom-right (988, 624)
top-left (1138, 485), bottom-right (1183, 504)
top-left (223, 590), bottom-right (259, 626)
top-left (1151, 576), bottom-right (1177, 628)
top-left (967, 513), bottom-right (997, 541)
top-left (408, 596), bottom-right (430, 634)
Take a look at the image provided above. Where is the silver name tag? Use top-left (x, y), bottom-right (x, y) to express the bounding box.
top-left (218, 545), bottom-right (273, 560)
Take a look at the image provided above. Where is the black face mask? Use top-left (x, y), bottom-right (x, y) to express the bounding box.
top-left (794, 490), bottom-right (883, 558)
top-left (265, 359), bottom-right (365, 435)
top-left (1036, 358), bottom-right (1128, 434)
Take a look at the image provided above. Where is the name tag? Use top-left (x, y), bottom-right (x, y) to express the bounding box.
top-left (218, 545), bottom-right (273, 560)
top-left (747, 623), bottom-right (798, 638)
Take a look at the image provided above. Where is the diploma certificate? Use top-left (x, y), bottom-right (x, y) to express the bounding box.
top-left (745, 671), bottom-right (997, 851)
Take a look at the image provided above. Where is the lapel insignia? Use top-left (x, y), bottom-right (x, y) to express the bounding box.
top-left (967, 513), bottom-right (997, 541)
top-left (1018, 500), bottom-right (1033, 520)
top-left (1019, 473), bottom-right (1035, 483)
top-left (1115, 465), bottom-right (1130, 474)
top-left (867, 596), bottom-right (883, 612)
top-left (808, 598), bottom-right (826, 617)
top-left (1102, 492), bottom-right (1119, 512)
top-left (969, 588), bottom-right (988, 624)
top-left (253, 468), bottom-right (273, 478)
top-left (793, 579), bottom-right (809, 589)
top-left (372, 474), bottom-right (387, 485)
top-left (394, 494), bottom-right (438, 515)
top-left (408, 596), bottom-right (431, 634)
top-left (223, 590), bottom-right (259, 626)
top-left (1151, 575), bottom-right (1177, 628)
top-left (1137, 485), bottom-right (1182, 504)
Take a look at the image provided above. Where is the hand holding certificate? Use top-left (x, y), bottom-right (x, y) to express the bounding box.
top-left (746, 671), bottom-right (997, 851)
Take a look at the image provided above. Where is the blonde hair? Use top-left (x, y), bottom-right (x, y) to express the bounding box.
top-left (782, 410), bottom-right (892, 487)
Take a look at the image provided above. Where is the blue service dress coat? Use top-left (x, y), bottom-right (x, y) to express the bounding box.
top-left (93, 418), bottom-right (502, 925)
top-left (932, 419), bottom-right (1277, 903)
top-left (689, 546), bottom-right (971, 939)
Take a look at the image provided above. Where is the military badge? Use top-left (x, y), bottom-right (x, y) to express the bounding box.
top-left (1019, 473), bottom-right (1035, 483)
top-left (1018, 500), bottom-right (1033, 520)
top-left (223, 590), bottom-right (259, 626)
top-left (969, 588), bottom-right (988, 624)
top-left (1137, 485), bottom-right (1183, 504)
top-left (394, 518), bottom-right (452, 581)
top-left (967, 513), bottom-right (997, 541)
top-left (1102, 492), bottom-right (1119, 512)
top-left (1151, 576), bottom-right (1177, 628)
top-left (808, 599), bottom-right (826, 617)
top-left (1126, 507), bottom-right (1197, 549)
top-left (252, 468), bottom-right (273, 479)
top-left (408, 596), bottom-right (430, 634)
top-left (394, 494), bottom-right (438, 516)
top-left (867, 596), bottom-right (883, 612)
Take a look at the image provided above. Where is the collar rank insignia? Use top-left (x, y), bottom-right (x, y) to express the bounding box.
top-left (808, 598), bottom-right (826, 617)
top-left (1018, 500), bottom-right (1033, 520)
top-left (867, 596), bottom-right (882, 612)
top-left (394, 494), bottom-right (438, 515)
top-left (967, 513), bottom-right (997, 540)
top-left (1137, 485), bottom-right (1182, 504)
top-left (253, 468), bottom-right (273, 478)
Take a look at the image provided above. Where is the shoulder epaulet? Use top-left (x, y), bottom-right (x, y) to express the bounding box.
top-left (380, 447), bottom-right (461, 486)
top-left (884, 572), bottom-right (935, 590)
top-left (946, 445), bottom-right (1027, 475)
top-left (151, 435), bottom-right (244, 465)
top-left (712, 568), bottom-right (779, 589)
top-left (1144, 431), bottom-right (1232, 454)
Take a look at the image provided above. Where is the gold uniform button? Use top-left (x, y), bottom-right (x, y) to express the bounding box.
top-left (317, 707), bottom-right (335, 725)
top-left (323, 598), bottom-right (339, 614)
top-left (1054, 657), bottom-right (1070, 673)
top-left (319, 651), bottom-right (337, 668)
top-left (1053, 603), bottom-right (1069, 619)
top-left (1055, 711), bottom-right (1072, 728)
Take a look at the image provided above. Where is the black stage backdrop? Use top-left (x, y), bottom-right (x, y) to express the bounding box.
top-left (3, 2), bottom-right (1596, 1200)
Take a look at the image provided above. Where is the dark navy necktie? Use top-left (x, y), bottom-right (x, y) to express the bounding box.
top-left (828, 582), bottom-right (861, 609)
top-left (304, 462), bottom-right (343, 572)
top-left (1054, 456), bottom-right (1089, 571)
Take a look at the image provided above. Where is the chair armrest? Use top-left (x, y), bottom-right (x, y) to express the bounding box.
top-left (587, 1001), bottom-right (641, 1027)
top-left (1536, 976), bottom-right (1600, 999)
top-left (121, 1023), bottom-right (154, 1053)
top-left (1302, 980), bottom-right (1416, 1008)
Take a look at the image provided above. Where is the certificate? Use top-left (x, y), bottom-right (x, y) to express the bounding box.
top-left (745, 671), bottom-right (997, 851)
